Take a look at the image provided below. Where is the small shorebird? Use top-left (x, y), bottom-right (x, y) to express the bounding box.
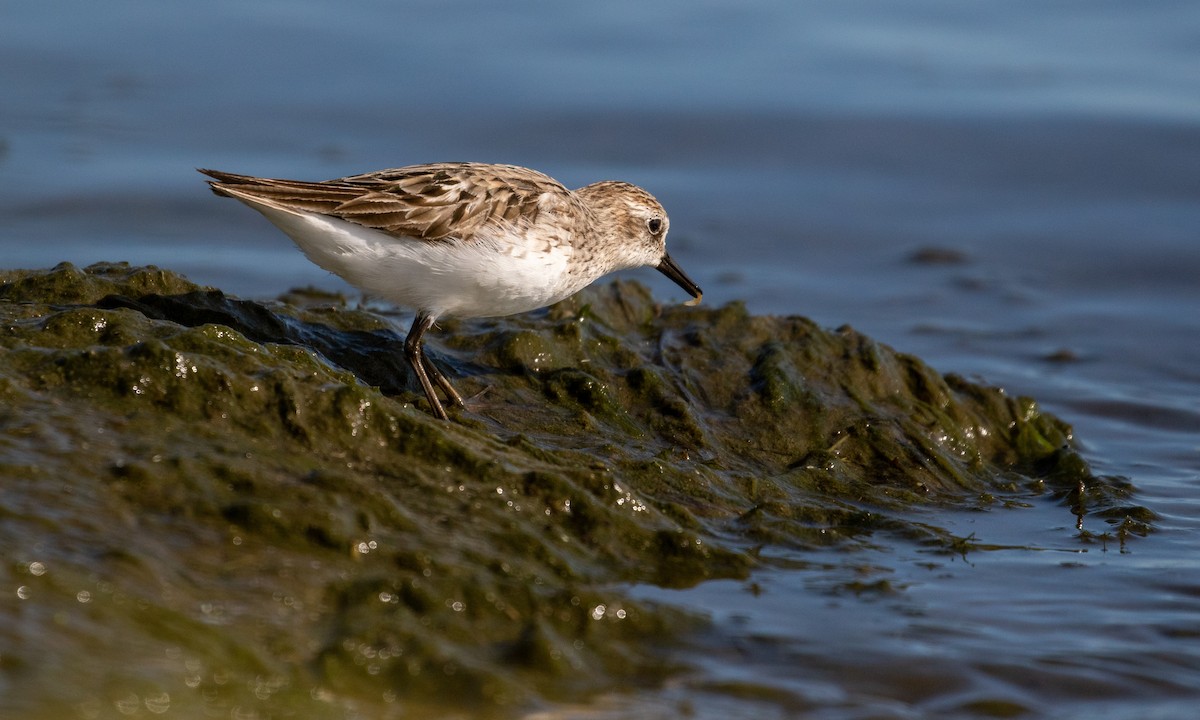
top-left (200, 163), bottom-right (702, 420)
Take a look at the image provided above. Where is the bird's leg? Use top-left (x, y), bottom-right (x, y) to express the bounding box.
top-left (423, 355), bottom-right (466, 409)
top-left (404, 311), bottom-right (457, 420)
top-left (404, 313), bottom-right (446, 420)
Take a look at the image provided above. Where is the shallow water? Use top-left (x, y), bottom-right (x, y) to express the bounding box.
top-left (3, 1), bottom-right (1199, 717)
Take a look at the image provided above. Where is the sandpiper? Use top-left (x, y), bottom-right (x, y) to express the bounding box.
top-left (200, 163), bottom-right (702, 420)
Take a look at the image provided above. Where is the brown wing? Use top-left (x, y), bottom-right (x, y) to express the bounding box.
top-left (199, 163), bottom-right (571, 241)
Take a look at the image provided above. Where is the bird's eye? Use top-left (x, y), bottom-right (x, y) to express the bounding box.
top-left (647, 217), bottom-right (663, 234)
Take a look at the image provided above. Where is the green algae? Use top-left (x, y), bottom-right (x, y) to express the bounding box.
top-left (0, 262), bottom-right (1149, 718)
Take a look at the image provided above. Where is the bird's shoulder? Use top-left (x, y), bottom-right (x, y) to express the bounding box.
top-left (331, 163), bottom-right (577, 240)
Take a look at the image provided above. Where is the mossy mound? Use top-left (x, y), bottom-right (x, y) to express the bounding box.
top-left (0, 262), bottom-right (1147, 718)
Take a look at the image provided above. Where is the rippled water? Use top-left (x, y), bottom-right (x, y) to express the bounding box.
top-left (3, 1), bottom-right (1199, 717)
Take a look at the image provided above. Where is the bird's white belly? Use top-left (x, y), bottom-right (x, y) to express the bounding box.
top-left (255, 205), bottom-right (580, 318)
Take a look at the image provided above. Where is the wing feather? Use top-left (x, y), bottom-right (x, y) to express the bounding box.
top-left (200, 163), bottom-right (572, 241)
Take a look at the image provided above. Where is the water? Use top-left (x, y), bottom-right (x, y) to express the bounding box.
top-left (3, 1), bottom-right (1199, 717)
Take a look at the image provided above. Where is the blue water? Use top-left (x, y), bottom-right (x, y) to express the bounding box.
top-left (3, 1), bottom-right (1199, 717)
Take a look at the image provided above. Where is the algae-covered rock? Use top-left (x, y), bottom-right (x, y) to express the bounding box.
top-left (0, 262), bottom-right (1147, 718)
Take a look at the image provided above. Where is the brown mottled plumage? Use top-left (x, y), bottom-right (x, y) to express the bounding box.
top-left (202, 163), bottom-right (570, 242)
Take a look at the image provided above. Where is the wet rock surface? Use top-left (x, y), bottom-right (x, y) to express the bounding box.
top-left (0, 262), bottom-right (1148, 718)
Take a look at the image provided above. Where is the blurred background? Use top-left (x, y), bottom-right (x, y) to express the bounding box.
top-left (3, 1), bottom-right (1199, 716)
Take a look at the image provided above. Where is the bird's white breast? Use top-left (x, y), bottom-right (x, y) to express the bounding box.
top-left (250, 204), bottom-right (583, 318)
